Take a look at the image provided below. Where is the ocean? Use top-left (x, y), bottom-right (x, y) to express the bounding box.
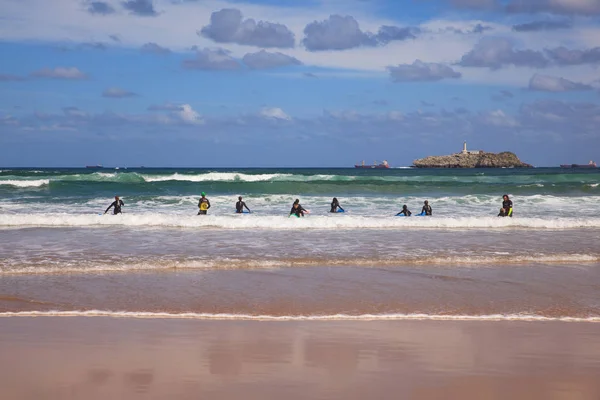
top-left (1, 167), bottom-right (599, 319)
top-left (2, 167), bottom-right (600, 399)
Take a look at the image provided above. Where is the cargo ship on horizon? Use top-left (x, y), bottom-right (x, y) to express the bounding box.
top-left (355, 160), bottom-right (390, 169)
top-left (560, 161), bottom-right (597, 169)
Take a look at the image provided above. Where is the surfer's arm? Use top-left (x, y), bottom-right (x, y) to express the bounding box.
top-left (243, 202), bottom-right (250, 212)
top-left (206, 199), bottom-right (211, 209)
top-left (104, 202), bottom-right (115, 214)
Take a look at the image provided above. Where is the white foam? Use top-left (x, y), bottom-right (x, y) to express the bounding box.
top-left (1, 213), bottom-right (599, 229)
top-left (0, 310), bottom-right (598, 322)
top-left (0, 179), bottom-right (49, 187)
top-left (141, 172), bottom-right (296, 183)
top-left (2, 254), bottom-right (598, 275)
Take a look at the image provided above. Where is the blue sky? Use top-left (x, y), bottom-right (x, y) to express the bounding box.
top-left (1, 0), bottom-right (599, 167)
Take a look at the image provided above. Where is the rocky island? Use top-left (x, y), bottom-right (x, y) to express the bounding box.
top-left (413, 142), bottom-right (532, 168)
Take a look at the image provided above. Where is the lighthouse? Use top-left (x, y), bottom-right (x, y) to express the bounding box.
top-left (462, 141), bottom-right (468, 154)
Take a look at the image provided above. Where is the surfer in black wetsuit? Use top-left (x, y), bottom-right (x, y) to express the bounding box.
top-left (330, 197), bottom-right (344, 213)
top-left (236, 196), bottom-right (251, 213)
top-left (498, 194), bottom-right (513, 217)
top-left (396, 204), bottom-right (411, 216)
top-left (290, 199), bottom-right (308, 217)
top-left (421, 200), bottom-right (432, 216)
top-left (104, 196), bottom-right (124, 215)
top-left (197, 192), bottom-right (211, 215)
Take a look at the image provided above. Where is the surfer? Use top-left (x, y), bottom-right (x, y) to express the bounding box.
top-left (290, 199), bottom-right (308, 217)
top-left (104, 196), bottom-right (124, 215)
top-left (421, 200), bottom-right (432, 216)
top-left (197, 192), bottom-right (211, 215)
top-left (330, 197), bottom-right (344, 213)
top-left (396, 205), bottom-right (412, 216)
top-left (498, 194), bottom-right (513, 217)
top-left (236, 196), bottom-right (251, 213)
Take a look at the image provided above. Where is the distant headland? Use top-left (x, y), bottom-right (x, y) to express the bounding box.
top-left (413, 142), bottom-right (533, 169)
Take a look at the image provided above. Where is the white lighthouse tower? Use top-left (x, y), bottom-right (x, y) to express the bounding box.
top-left (462, 141), bottom-right (468, 154)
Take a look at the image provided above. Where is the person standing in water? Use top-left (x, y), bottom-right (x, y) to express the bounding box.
top-left (104, 196), bottom-right (124, 215)
top-left (421, 200), bottom-right (432, 216)
top-left (330, 197), bottom-right (344, 213)
top-left (236, 196), bottom-right (251, 213)
top-left (290, 199), bottom-right (308, 217)
top-left (498, 194), bottom-right (513, 217)
top-left (198, 192), bottom-right (211, 215)
top-left (396, 204), bottom-right (412, 216)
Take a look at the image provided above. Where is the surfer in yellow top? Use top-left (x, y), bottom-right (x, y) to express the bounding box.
top-left (197, 192), bottom-right (211, 215)
top-left (498, 194), bottom-right (513, 217)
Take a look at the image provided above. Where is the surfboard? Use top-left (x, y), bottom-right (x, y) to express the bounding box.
top-left (337, 209), bottom-right (345, 213)
top-left (199, 202), bottom-right (208, 211)
top-left (235, 211), bottom-right (250, 214)
top-left (289, 213), bottom-right (300, 218)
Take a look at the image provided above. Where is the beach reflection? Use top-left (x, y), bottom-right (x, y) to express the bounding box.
top-left (1, 318), bottom-right (599, 399)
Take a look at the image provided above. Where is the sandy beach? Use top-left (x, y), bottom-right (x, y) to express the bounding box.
top-left (1, 317), bottom-right (599, 400)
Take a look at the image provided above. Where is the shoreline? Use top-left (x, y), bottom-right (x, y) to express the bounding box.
top-left (2, 311), bottom-right (600, 322)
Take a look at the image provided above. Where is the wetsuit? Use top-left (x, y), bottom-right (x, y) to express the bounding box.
top-left (236, 200), bottom-right (250, 213)
top-left (397, 208), bottom-right (412, 216)
top-left (290, 205), bottom-right (307, 217)
top-left (330, 200), bottom-right (344, 213)
top-left (421, 204), bottom-right (432, 216)
top-left (198, 198), bottom-right (211, 215)
top-left (499, 199), bottom-right (513, 217)
top-left (105, 199), bottom-right (124, 215)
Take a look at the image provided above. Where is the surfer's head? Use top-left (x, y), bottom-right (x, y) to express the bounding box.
top-left (115, 196), bottom-right (119, 200)
top-left (503, 194), bottom-right (509, 200)
top-left (294, 199), bottom-right (299, 204)
top-left (424, 200), bottom-right (428, 205)
top-left (238, 196), bottom-right (242, 200)
top-left (402, 204), bottom-right (407, 209)
top-left (201, 192), bottom-right (206, 197)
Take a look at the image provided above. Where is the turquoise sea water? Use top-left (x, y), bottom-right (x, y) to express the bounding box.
top-left (1, 167), bottom-right (599, 227)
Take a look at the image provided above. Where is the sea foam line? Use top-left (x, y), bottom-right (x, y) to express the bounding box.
top-left (2, 254), bottom-right (599, 275)
top-left (0, 179), bottom-right (50, 187)
top-left (0, 310), bottom-right (598, 322)
top-left (1, 214), bottom-right (600, 229)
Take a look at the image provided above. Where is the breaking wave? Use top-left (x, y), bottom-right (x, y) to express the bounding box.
top-left (1, 213), bottom-right (599, 229)
top-left (0, 179), bottom-right (50, 187)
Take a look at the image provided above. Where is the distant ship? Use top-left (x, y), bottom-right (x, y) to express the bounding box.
top-left (355, 160), bottom-right (390, 169)
top-left (560, 161), bottom-right (597, 169)
top-left (86, 165), bottom-right (104, 169)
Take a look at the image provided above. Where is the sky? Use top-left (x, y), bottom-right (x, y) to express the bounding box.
top-left (0, 0), bottom-right (599, 167)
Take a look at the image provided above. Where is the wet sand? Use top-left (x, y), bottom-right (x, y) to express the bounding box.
top-left (1, 317), bottom-right (599, 400)
top-left (2, 265), bottom-right (600, 318)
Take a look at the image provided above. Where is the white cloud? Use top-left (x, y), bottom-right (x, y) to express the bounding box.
top-left (176, 104), bottom-right (203, 124)
top-left (30, 67), bottom-right (87, 80)
top-left (0, 0), bottom-right (599, 86)
top-left (260, 107), bottom-right (291, 120)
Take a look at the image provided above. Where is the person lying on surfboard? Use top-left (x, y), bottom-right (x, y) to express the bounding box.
top-left (236, 196), bottom-right (251, 213)
top-left (330, 197), bottom-right (344, 213)
top-left (421, 200), bottom-right (432, 216)
top-left (104, 196), bottom-right (124, 215)
top-left (197, 192), bottom-right (211, 215)
top-left (290, 199), bottom-right (308, 217)
top-left (396, 205), bottom-right (411, 216)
